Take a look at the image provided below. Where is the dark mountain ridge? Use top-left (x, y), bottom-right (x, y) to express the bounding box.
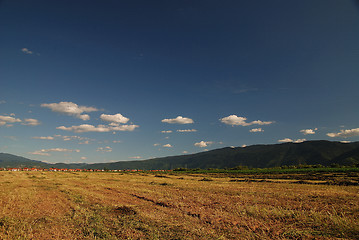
top-left (1, 140), bottom-right (359, 170)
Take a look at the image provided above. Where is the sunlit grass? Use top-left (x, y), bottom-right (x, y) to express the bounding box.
top-left (0, 171), bottom-right (358, 239)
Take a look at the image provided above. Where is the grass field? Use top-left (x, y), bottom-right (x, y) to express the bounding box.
top-left (0, 171), bottom-right (358, 239)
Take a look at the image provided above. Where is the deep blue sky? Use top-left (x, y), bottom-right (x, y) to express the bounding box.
top-left (1, 0), bottom-right (359, 164)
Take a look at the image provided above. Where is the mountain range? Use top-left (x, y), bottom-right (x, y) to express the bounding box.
top-left (1, 140), bottom-right (359, 170)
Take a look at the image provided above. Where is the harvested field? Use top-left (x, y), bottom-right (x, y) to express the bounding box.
top-left (0, 171), bottom-right (358, 239)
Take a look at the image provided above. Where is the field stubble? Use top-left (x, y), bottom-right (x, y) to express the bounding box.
top-left (0, 171), bottom-right (358, 239)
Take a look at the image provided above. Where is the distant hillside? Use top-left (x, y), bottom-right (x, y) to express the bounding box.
top-left (93, 140), bottom-right (359, 170)
top-left (0, 153), bottom-right (49, 168)
top-left (2, 140), bottom-right (359, 170)
top-left (0, 153), bottom-right (88, 169)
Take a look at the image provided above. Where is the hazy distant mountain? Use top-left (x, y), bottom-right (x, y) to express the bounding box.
top-left (0, 153), bottom-right (87, 169)
top-left (2, 141), bottom-right (359, 170)
top-left (0, 153), bottom-right (49, 168)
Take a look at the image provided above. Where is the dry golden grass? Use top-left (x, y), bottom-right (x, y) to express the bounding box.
top-left (0, 171), bottom-right (358, 239)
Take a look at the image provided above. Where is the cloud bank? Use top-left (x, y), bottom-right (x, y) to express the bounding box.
top-left (56, 124), bottom-right (138, 133)
top-left (327, 128), bottom-right (359, 138)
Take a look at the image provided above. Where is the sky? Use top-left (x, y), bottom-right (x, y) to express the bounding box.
top-left (1, 0), bottom-right (359, 164)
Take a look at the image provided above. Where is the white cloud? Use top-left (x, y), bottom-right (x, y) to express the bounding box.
top-left (110, 124), bottom-right (139, 132)
top-left (29, 151), bottom-right (50, 156)
top-left (153, 143), bottom-right (160, 146)
top-left (97, 146), bottom-right (112, 152)
top-left (21, 48), bottom-right (33, 54)
top-left (177, 129), bottom-right (197, 133)
top-left (278, 138), bottom-right (306, 143)
top-left (183, 151), bottom-right (188, 154)
top-left (57, 124), bottom-right (139, 133)
top-left (113, 140), bottom-right (121, 143)
top-left (100, 113), bottom-right (129, 124)
top-left (129, 156), bottom-right (142, 159)
top-left (0, 115), bottom-right (22, 123)
top-left (300, 128), bottom-right (317, 135)
top-left (340, 141), bottom-right (351, 143)
top-left (162, 116), bottom-right (194, 124)
top-left (41, 102), bottom-right (98, 120)
top-left (78, 114), bottom-right (90, 121)
top-left (220, 115), bottom-right (273, 126)
top-left (57, 124), bottom-right (110, 133)
top-left (250, 120), bottom-right (273, 125)
top-left (163, 144), bottom-right (173, 148)
top-left (81, 157), bottom-right (87, 160)
top-left (0, 116), bottom-right (40, 127)
top-left (53, 135), bottom-right (92, 143)
top-left (161, 130), bottom-right (172, 133)
top-left (249, 128), bottom-right (264, 133)
top-left (327, 128), bottom-right (359, 138)
top-left (194, 141), bottom-right (213, 148)
top-left (22, 118), bottom-right (41, 126)
top-left (29, 148), bottom-right (80, 156)
top-left (278, 138), bottom-right (294, 143)
top-left (48, 148), bottom-right (80, 152)
top-left (32, 136), bottom-right (54, 140)
top-left (0, 100), bottom-right (6, 104)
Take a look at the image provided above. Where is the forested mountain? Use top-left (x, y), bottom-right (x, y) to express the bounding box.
top-left (0, 153), bottom-right (87, 169)
top-left (0, 153), bottom-right (48, 168)
top-left (1, 141), bottom-right (359, 170)
top-left (92, 140), bottom-right (359, 170)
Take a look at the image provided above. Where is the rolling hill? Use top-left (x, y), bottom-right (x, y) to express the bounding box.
top-left (0, 153), bottom-right (87, 169)
top-left (91, 140), bottom-right (359, 170)
top-left (1, 140), bottom-right (359, 170)
top-left (0, 153), bottom-right (48, 168)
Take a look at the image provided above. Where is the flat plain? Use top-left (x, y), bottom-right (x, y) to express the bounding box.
top-left (0, 171), bottom-right (358, 239)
